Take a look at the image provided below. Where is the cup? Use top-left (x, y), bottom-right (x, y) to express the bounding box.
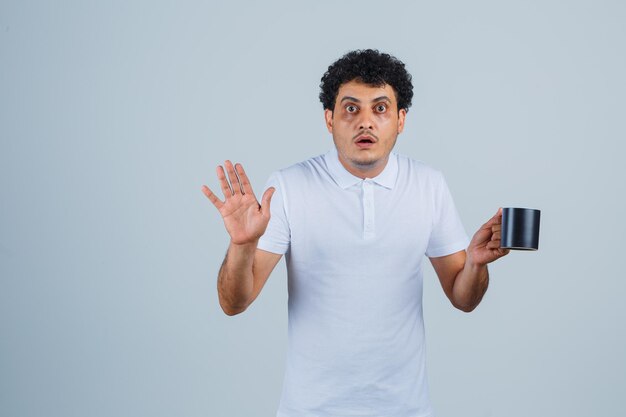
top-left (500, 207), bottom-right (541, 250)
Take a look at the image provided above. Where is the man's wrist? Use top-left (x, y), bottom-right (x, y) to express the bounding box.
top-left (464, 253), bottom-right (488, 274)
top-left (226, 239), bottom-right (259, 262)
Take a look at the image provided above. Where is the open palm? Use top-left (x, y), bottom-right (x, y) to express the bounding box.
top-left (202, 161), bottom-right (275, 245)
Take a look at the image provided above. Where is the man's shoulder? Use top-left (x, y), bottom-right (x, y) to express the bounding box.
top-left (271, 152), bottom-right (329, 181)
top-left (393, 152), bottom-right (445, 182)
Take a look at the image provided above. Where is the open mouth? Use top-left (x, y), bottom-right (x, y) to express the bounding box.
top-left (355, 137), bottom-right (375, 148)
top-left (354, 132), bottom-right (378, 148)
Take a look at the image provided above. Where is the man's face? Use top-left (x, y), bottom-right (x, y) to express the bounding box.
top-left (325, 79), bottom-right (406, 178)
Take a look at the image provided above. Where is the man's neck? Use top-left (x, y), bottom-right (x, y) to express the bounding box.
top-left (337, 153), bottom-right (389, 179)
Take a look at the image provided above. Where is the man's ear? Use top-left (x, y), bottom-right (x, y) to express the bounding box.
top-left (397, 108), bottom-right (407, 134)
top-left (324, 109), bottom-right (333, 133)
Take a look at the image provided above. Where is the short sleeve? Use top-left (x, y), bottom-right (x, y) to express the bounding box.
top-left (425, 172), bottom-right (469, 258)
top-left (257, 171), bottom-right (290, 255)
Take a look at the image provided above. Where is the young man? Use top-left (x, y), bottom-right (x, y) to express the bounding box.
top-left (202, 49), bottom-right (509, 417)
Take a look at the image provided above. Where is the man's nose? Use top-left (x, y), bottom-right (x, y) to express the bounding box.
top-left (357, 109), bottom-right (375, 130)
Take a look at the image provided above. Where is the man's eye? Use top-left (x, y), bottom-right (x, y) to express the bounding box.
top-left (376, 104), bottom-right (387, 113)
top-left (346, 105), bottom-right (357, 113)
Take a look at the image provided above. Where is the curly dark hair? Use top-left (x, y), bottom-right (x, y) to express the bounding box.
top-left (319, 49), bottom-right (413, 113)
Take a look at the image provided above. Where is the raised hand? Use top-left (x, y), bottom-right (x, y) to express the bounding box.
top-left (467, 208), bottom-right (510, 266)
top-left (202, 161), bottom-right (275, 245)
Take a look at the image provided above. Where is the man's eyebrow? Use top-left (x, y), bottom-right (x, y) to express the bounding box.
top-left (339, 95), bottom-right (392, 103)
top-left (340, 96), bottom-right (361, 103)
top-left (372, 96), bottom-right (392, 103)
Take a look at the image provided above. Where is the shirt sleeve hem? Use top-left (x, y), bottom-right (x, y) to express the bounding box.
top-left (425, 238), bottom-right (469, 258)
top-left (257, 239), bottom-right (288, 255)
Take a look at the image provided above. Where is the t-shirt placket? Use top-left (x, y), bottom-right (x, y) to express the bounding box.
top-left (362, 179), bottom-right (375, 240)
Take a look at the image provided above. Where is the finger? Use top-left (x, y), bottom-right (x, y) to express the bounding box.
top-left (486, 240), bottom-right (502, 250)
top-left (224, 160), bottom-right (243, 195)
top-left (492, 231), bottom-right (501, 241)
top-left (235, 163), bottom-right (254, 196)
top-left (482, 208), bottom-right (503, 229)
top-left (216, 165), bottom-right (233, 198)
top-left (260, 187), bottom-right (275, 217)
top-left (488, 245), bottom-right (510, 257)
top-left (201, 185), bottom-right (224, 209)
top-left (491, 224), bottom-right (501, 233)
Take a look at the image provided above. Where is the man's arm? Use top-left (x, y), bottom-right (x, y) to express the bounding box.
top-left (217, 244), bottom-right (281, 315)
top-left (430, 209), bottom-right (509, 312)
top-left (202, 160), bottom-right (281, 315)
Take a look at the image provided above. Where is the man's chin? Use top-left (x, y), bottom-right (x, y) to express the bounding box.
top-left (352, 160), bottom-right (377, 168)
top-left (349, 155), bottom-right (385, 169)
top-left (350, 155), bottom-right (385, 168)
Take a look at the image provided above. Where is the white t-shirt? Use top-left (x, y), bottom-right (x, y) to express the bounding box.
top-left (258, 148), bottom-right (469, 417)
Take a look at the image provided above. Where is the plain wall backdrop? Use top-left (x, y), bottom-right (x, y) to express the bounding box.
top-left (1, 1), bottom-right (625, 416)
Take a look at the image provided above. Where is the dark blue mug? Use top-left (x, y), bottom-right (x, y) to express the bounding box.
top-left (501, 207), bottom-right (541, 251)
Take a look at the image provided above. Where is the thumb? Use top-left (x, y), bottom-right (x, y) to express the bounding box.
top-left (260, 187), bottom-right (276, 217)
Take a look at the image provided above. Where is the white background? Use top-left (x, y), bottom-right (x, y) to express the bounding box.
top-left (1, 1), bottom-right (625, 416)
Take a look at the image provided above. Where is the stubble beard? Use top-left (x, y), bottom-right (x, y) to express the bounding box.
top-left (348, 154), bottom-right (385, 170)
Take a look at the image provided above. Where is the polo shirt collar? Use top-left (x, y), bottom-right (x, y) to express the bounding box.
top-left (325, 147), bottom-right (398, 190)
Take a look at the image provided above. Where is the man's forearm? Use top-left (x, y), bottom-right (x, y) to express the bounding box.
top-left (451, 259), bottom-right (489, 312)
top-left (217, 240), bottom-right (258, 315)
